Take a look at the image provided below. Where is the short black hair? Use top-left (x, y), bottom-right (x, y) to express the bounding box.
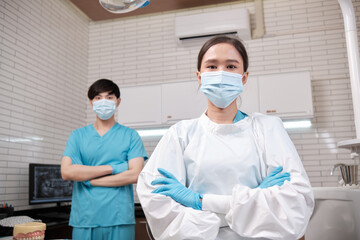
top-left (87, 79), bottom-right (120, 100)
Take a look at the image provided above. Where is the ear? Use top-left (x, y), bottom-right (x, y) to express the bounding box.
top-left (242, 71), bottom-right (249, 85)
top-left (89, 99), bottom-right (93, 107)
top-left (196, 71), bottom-right (201, 85)
top-left (116, 97), bottom-right (121, 107)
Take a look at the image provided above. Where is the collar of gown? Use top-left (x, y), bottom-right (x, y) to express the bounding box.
top-left (199, 112), bottom-right (252, 135)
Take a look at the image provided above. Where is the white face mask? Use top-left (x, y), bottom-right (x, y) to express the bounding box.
top-left (92, 99), bottom-right (116, 120)
top-left (200, 71), bottom-right (244, 108)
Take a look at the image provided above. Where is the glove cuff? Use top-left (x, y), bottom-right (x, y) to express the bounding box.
top-left (195, 193), bottom-right (203, 210)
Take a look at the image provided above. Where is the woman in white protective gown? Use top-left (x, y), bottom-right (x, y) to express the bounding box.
top-left (136, 36), bottom-right (314, 240)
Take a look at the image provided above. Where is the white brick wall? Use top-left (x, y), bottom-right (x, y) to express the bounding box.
top-left (87, 0), bottom-right (360, 188)
top-left (0, 0), bottom-right (89, 210)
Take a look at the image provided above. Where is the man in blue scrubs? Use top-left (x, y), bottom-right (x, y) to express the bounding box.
top-left (61, 79), bottom-right (148, 240)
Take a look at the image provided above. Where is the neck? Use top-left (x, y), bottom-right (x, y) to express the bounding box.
top-left (94, 117), bottom-right (116, 130)
top-left (206, 101), bottom-right (238, 124)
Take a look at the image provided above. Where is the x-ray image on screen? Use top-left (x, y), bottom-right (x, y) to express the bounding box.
top-left (29, 164), bottom-right (73, 204)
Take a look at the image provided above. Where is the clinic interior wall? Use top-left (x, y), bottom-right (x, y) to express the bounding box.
top-left (0, 0), bottom-right (89, 210)
top-left (87, 0), bottom-right (360, 189)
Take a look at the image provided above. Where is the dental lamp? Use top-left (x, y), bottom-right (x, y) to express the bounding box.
top-left (99, 0), bottom-right (150, 14)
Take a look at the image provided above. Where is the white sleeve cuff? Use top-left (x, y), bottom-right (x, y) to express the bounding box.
top-left (202, 194), bottom-right (232, 214)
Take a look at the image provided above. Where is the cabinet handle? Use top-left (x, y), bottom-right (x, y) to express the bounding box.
top-left (138, 221), bottom-right (147, 224)
top-left (266, 110), bottom-right (277, 113)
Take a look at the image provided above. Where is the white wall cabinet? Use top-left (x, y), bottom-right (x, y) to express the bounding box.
top-left (118, 85), bottom-right (162, 127)
top-left (240, 71), bottom-right (313, 119)
top-left (258, 72), bottom-right (313, 119)
top-left (162, 81), bottom-right (207, 124)
top-left (118, 81), bottom-right (207, 128)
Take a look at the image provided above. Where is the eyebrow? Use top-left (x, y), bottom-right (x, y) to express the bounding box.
top-left (95, 93), bottom-right (115, 97)
top-left (204, 59), bottom-right (240, 64)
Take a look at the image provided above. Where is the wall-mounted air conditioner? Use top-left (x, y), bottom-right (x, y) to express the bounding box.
top-left (175, 8), bottom-right (251, 41)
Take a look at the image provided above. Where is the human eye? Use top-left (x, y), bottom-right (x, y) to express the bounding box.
top-left (227, 65), bottom-right (237, 69)
top-left (207, 65), bottom-right (217, 70)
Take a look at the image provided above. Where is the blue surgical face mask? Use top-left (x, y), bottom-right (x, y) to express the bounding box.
top-left (200, 71), bottom-right (244, 108)
top-left (92, 99), bottom-right (116, 120)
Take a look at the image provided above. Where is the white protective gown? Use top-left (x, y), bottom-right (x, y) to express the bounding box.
top-left (137, 113), bottom-right (314, 240)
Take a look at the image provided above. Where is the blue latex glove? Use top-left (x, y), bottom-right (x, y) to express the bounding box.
top-left (151, 168), bottom-right (202, 210)
top-left (257, 166), bottom-right (290, 189)
top-left (111, 162), bottom-right (128, 175)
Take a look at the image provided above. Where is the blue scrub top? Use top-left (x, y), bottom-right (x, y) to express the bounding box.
top-left (63, 123), bottom-right (148, 228)
top-left (233, 110), bottom-right (248, 123)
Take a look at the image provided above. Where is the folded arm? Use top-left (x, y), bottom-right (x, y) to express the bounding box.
top-left (90, 157), bottom-right (144, 187)
top-left (61, 156), bottom-right (128, 182)
top-left (152, 166), bottom-right (290, 211)
top-left (61, 156), bottom-right (113, 181)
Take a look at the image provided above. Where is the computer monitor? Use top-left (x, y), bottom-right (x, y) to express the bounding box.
top-left (29, 163), bottom-right (73, 205)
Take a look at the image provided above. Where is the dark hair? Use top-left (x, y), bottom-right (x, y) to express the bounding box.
top-left (197, 36), bottom-right (248, 72)
top-left (87, 79), bottom-right (120, 100)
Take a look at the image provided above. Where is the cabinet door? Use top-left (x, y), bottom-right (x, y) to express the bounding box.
top-left (258, 72), bottom-right (313, 119)
top-left (239, 76), bottom-right (260, 114)
top-left (161, 81), bottom-right (207, 124)
top-left (118, 85), bottom-right (162, 127)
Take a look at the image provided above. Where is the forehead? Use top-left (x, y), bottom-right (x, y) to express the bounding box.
top-left (202, 43), bottom-right (243, 61)
top-left (96, 91), bottom-right (115, 96)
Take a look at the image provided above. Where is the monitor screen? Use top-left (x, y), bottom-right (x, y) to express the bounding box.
top-left (29, 163), bottom-right (73, 205)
